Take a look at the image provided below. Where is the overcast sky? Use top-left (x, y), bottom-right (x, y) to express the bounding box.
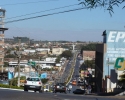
top-left (1, 0), bottom-right (125, 42)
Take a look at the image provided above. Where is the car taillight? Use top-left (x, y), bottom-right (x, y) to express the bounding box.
top-left (39, 82), bottom-right (41, 84)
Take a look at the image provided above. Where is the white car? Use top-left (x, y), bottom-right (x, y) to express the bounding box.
top-left (24, 77), bottom-right (43, 92)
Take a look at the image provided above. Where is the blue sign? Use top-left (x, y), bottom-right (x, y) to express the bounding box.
top-left (103, 30), bottom-right (125, 78)
top-left (8, 72), bottom-right (14, 79)
top-left (40, 73), bottom-right (47, 79)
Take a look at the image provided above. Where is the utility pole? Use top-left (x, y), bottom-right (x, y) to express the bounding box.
top-left (17, 38), bottom-right (21, 87)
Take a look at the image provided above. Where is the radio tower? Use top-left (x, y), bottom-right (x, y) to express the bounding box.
top-left (0, 7), bottom-right (8, 73)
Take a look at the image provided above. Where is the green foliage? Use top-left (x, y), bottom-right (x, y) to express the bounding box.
top-left (55, 56), bottom-right (61, 63)
top-left (20, 76), bottom-right (26, 80)
top-left (41, 78), bottom-right (49, 84)
top-left (0, 84), bottom-right (23, 89)
top-left (61, 50), bottom-right (72, 59)
top-left (80, 43), bottom-right (96, 54)
top-left (4, 62), bottom-right (9, 67)
top-left (5, 54), bottom-right (16, 58)
top-left (84, 60), bottom-right (95, 68)
top-left (78, 0), bottom-right (125, 15)
top-left (9, 78), bottom-right (18, 86)
top-left (9, 76), bottom-right (26, 86)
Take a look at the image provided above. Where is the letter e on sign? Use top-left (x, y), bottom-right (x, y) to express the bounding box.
top-left (107, 31), bottom-right (117, 42)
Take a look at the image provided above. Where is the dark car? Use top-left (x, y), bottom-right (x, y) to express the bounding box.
top-left (77, 81), bottom-right (84, 86)
top-left (54, 83), bottom-right (66, 93)
top-left (73, 89), bottom-right (85, 94)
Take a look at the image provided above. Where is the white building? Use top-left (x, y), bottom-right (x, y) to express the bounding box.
top-left (36, 48), bottom-right (50, 53)
top-left (52, 48), bottom-right (65, 55)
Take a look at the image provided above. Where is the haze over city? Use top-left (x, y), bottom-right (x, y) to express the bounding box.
top-left (1, 0), bottom-right (125, 41)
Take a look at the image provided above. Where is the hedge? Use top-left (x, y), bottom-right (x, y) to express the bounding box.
top-left (0, 84), bottom-right (23, 89)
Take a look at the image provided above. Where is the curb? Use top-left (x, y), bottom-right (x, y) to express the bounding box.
top-left (0, 87), bottom-right (23, 91)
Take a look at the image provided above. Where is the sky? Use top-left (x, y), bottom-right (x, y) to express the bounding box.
top-left (0, 0), bottom-right (125, 42)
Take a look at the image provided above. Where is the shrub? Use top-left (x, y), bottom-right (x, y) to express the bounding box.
top-left (0, 84), bottom-right (23, 89)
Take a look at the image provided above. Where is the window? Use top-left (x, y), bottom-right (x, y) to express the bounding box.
top-left (27, 78), bottom-right (40, 81)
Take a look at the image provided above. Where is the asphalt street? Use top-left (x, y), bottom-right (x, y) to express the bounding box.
top-left (0, 88), bottom-right (124, 100)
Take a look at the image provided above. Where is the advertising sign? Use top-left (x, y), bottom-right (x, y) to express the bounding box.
top-left (103, 30), bottom-right (125, 78)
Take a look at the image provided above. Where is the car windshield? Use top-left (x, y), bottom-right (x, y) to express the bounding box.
top-left (27, 78), bottom-right (40, 81)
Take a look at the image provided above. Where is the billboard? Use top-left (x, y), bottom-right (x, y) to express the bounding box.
top-left (103, 30), bottom-right (125, 78)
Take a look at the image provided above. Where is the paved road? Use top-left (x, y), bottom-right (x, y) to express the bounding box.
top-left (0, 89), bottom-right (124, 100)
top-left (67, 57), bottom-right (80, 93)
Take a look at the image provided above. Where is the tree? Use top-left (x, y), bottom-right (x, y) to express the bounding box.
top-left (78, 0), bottom-right (125, 15)
top-left (80, 43), bottom-right (96, 54)
top-left (55, 56), bottom-right (61, 63)
top-left (4, 62), bottom-right (9, 67)
top-left (41, 78), bottom-right (49, 84)
top-left (61, 50), bottom-right (72, 59)
top-left (84, 60), bottom-right (95, 68)
top-left (4, 54), bottom-right (16, 58)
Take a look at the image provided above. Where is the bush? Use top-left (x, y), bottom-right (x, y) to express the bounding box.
top-left (9, 78), bottom-right (18, 86)
top-left (20, 76), bottom-right (26, 80)
top-left (0, 84), bottom-right (23, 89)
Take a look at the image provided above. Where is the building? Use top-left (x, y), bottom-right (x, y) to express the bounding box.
top-left (52, 48), bottom-right (65, 55)
top-left (13, 37), bottom-right (30, 43)
top-left (0, 8), bottom-right (8, 73)
top-left (8, 60), bottom-right (56, 68)
top-left (95, 30), bottom-right (125, 93)
top-left (82, 51), bottom-right (95, 61)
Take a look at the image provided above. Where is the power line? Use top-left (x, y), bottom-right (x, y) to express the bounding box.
top-left (5, 4), bottom-right (79, 20)
top-left (0, 0), bottom-right (59, 6)
top-left (5, 7), bottom-right (90, 24)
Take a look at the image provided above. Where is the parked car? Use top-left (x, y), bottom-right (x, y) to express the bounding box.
top-left (0, 80), bottom-right (9, 85)
top-left (53, 83), bottom-right (66, 93)
top-left (73, 89), bottom-right (85, 94)
top-left (24, 77), bottom-right (43, 92)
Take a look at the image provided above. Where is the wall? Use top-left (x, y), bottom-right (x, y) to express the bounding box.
top-left (95, 44), bottom-right (104, 92)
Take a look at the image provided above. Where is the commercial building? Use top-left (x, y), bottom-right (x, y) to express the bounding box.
top-left (95, 30), bottom-right (125, 93)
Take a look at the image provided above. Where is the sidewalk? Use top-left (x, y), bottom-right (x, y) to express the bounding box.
top-left (83, 92), bottom-right (125, 100)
